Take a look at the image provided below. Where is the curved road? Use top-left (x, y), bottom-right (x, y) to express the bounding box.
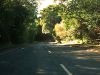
top-left (0, 42), bottom-right (100, 75)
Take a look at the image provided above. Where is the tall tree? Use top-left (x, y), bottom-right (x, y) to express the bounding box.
top-left (40, 5), bottom-right (61, 38)
top-left (0, 0), bottom-right (38, 44)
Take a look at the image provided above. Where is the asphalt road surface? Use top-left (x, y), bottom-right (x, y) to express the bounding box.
top-left (0, 42), bottom-right (100, 75)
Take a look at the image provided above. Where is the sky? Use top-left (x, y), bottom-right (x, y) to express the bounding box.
top-left (37, 0), bottom-right (71, 11)
top-left (38, 0), bottom-right (54, 12)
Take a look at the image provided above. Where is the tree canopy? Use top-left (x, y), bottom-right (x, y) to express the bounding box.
top-left (0, 0), bottom-right (100, 44)
top-left (39, 0), bottom-right (100, 44)
top-left (0, 0), bottom-right (38, 44)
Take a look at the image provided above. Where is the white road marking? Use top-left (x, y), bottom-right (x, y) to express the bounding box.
top-left (48, 51), bottom-right (52, 54)
top-left (60, 64), bottom-right (73, 75)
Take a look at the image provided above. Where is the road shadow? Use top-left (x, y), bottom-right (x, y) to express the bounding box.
top-left (0, 46), bottom-right (38, 75)
top-left (48, 43), bottom-right (100, 75)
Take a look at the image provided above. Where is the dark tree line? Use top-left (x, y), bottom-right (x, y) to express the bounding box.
top-left (0, 0), bottom-right (38, 44)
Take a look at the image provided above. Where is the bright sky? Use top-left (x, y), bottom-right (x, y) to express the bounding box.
top-left (38, 0), bottom-right (54, 12)
top-left (37, 0), bottom-right (71, 12)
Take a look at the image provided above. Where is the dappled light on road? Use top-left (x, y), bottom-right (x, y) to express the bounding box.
top-left (75, 65), bottom-right (100, 70)
top-left (45, 42), bottom-right (100, 75)
top-left (36, 68), bottom-right (47, 74)
top-left (0, 42), bottom-right (100, 75)
top-left (36, 68), bottom-right (58, 75)
top-left (86, 49), bottom-right (100, 54)
top-left (75, 56), bottom-right (89, 60)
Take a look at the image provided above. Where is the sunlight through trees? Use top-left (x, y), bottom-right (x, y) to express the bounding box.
top-left (0, 0), bottom-right (100, 44)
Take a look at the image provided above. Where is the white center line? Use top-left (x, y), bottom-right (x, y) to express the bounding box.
top-left (60, 64), bottom-right (73, 75)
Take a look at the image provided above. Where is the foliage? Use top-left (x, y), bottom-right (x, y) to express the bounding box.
top-left (66, 0), bottom-right (100, 43)
top-left (0, 0), bottom-right (38, 44)
top-left (39, 5), bottom-right (63, 42)
top-left (54, 23), bottom-right (66, 40)
top-left (1, 0), bottom-right (99, 44)
top-left (39, 0), bottom-right (100, 44)
top-left (40, 5), bottom-right (62, 33)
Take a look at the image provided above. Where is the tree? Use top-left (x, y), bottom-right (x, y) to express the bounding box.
top-left (57, 0), bottom-right (100, 44)
top-left (40, 5), bottom-right (62, 41)
top-left (0, 0), bottom-right (38, 44)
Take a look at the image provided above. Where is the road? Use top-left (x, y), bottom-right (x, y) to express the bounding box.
top-left (0, 42), bottom-right (100, 75)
